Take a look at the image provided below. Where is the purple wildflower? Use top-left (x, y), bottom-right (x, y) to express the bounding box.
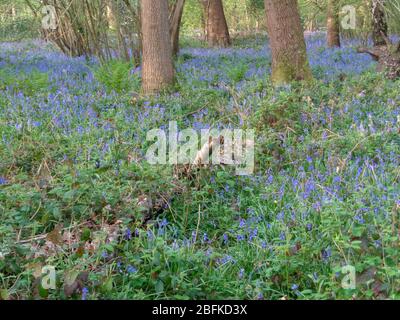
top-left (81, 287), bottom-right (89, 300)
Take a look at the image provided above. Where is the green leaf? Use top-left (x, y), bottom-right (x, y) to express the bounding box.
top-left (155, 280), bottom-right (164, 294)
top-left (0, 289), bottom-right (9, 300)
top-left (102, 277), bottom-right (113, 293)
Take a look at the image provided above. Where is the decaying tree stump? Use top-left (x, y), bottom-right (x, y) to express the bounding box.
top-left (357, 37), bottom-right (400, 80)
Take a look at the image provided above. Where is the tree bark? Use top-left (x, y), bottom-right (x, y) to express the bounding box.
top-left (203, 0), bottom-right (231, 47)
top-left (264, 0), bottom-right (312, 84)
top-left (371, 0), bottom-right (388, 47)
top-left (200, 1), bottom-right (207, 40)
top-left (170, 0), bottom-right (185, 56)
top-left (11, 5), bottom-right (16, 19)
top-left (122, 0), bottom-right (142, 66)
top-left (141, 0), bottom-right (175, 94)
top-left (327, 0), bottom-right (341, 48)
top-left (106, 0), bottom-right (117, 30)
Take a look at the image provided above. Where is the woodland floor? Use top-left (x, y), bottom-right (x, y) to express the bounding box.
top-left (0, 33), bottom-right (399, 300)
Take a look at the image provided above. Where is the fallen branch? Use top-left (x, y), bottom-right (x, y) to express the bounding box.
top-left (357, 44), bottom-right (400, 80)
top-left (357, 47), bottom-right (380, 61)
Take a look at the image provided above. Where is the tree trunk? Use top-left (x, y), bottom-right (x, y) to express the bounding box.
top-left (200, 2), bottom-right (207, 40)
top-left (106, 1), bottom-right (117, 30)
top-left (141, 0), bottom-right (175, 94)
top-left (327, 0), bottom-right (341, 48)
top-left (122, 0), bottom-right (142, 66)
top-left (371, 0), bottom-right (388, 47)
top-left (264, 0), bottom-right (312, 84)
top-left (170, 0), bottom-right (185, 56)
top-left (203, 0), bottom-right (231, 47)
top-left (11, 5), bottom-right (16, 19)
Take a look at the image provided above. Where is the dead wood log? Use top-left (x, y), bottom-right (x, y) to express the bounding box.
top-left (357, 43), bottom-right (400, 80)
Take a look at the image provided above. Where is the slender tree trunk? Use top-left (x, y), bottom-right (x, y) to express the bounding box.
top-left (106, 0), bottom-right (130, 61)
top-left (170, 0), bottom-right (185, 56)
top-left (371, 0), bottom-right (388, 46)
top-left (11, 5), bottom-right (16, 19)
top-left (141, 0), bottom-right (175, 94)
top-left (123, 0), bottom-right (142, 66)
top-left (203, 0), bottom-right (231, 47)
top-left (264, 0), bottom-right (312, 84)
top-left (327, 0), bottom-right (341, 48)
top-left (106, 0), bottom-right (117, 30)
top-left (245, 2), bottom-right (251, 32)
top-left (200, 2), bottom-right (207, 40)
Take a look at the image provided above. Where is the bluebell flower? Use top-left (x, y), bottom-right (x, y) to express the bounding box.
top-left (322, 247), bottom-right (331, 261)
top-left (223, 233), bottom-right (229, 245)
top-left (172, 240), bottom-right (179, 250)
top-left (354, 214), bottom-right (365, 224)
top-left (127, 265), bottom-right (138, 274)
top-left (124, 228), bottom-right (132, 240)
top-left (261, 241), bottom-right (267, 249)
top-left (218, 255), bottom-right (236, 265)
top-left (81, 287), bottom-right (89, 300)
top-left (159, 218), bottom-right (168, 228)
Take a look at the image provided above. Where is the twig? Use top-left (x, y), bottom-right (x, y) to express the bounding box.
top-left (192, 204), bottom-right (202, 251)
top-left (17, 221), bottom-right (90, 244)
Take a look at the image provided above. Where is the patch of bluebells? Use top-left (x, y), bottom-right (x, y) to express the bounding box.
top-left (0, 177), bottom-right (7, 185)
top-left (217, 254), bottom-right (237, 266)
top-left (178, 32), bottom-right (376, 92)
top-left (157, 218), bottom-right (169, 236)
top-left (1, 33), bottom-right (399, 299)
